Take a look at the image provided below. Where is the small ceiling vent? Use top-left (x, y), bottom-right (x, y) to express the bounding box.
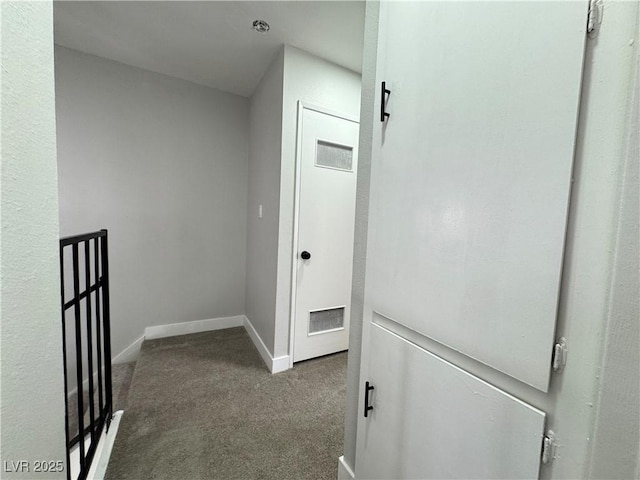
top-left (252, 20), bottom-right (270, 33)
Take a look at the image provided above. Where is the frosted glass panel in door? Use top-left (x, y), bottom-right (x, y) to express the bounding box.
top-left (368, 1), bottom-right (587, 391)
top-left (316, 140), bottom-right (353, 171)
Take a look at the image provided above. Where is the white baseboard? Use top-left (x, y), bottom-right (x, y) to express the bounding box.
top-left (87, 410), bottom-right (123, 480)
top-left (271, 355), bottom-right (290, 374)
top-left (69, 410), bottom-right (123, 480)
top-left (338, 456), bottom-right (355, 480)
top-left (243, 316), bottom-right (290, 374)
top-left (112, 335), bottom-right (144, 364)
top-left (112, 315), bottom-right (245, 364)
top-left (144, 315), bottom-right (244, 340)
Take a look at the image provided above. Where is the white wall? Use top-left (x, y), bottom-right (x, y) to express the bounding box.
top-left (1, 2), bottom-right (67, 477)
top-left (343, 1), bottom-right (639, 477)
top-left (246, 49), bottom-right (284, 356)
top-left (547, 2), bottom-right (639, 477)
top-left (588, 19), bottom-right (639, 477)
top-left (55, 47), bottom-right (249, 360)
top-left (275, 46), bottom-right (362, 358)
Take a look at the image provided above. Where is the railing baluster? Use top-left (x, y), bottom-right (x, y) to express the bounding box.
top-left (94, 238), bottom-right (104, 419)
top-left (72, 244), bottom-right (86, 476)
top-left (84, 240), bottom-right (96, 446)
top-left (101, 231), bottom-right (113, 427)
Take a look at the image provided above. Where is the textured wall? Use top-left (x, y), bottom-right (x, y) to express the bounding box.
top-left (55, 47), bottom-right (249, 360)
top-left (1, 2), bottom-right (67, 477)
top-left (546, 2), bottom-right (640, 477)
top-left (588, 15), bottom-right (640, 476)
top-left (246, 49), bottom-right (285, 356)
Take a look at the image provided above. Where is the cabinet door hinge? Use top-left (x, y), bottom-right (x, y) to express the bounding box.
top-left (552, 337), bottom-right (568, 372)
top-left (541, 430), bottom-right (557, 464)
top-left (587, 0), bottom-right (602, 37)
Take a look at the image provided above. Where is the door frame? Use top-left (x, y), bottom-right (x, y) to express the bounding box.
top-left (288, 100), bottom-right (361, 368)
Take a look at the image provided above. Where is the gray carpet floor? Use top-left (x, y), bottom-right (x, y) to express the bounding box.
top-left (105, 327), bottom-right (347, 480)
top-left (112, 362), bottom-right (136, 412)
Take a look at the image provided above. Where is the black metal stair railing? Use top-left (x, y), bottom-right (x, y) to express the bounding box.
top-left (60, 229), bottom-right (112, 480)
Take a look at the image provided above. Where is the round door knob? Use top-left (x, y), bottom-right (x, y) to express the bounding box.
top-left (301, 251), bottom-right (311, 260)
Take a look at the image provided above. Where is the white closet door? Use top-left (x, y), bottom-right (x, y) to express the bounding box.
top-left (293, 106), bottom-right (359, 362)
top-left (368, 1), bottom-right (587, 391)
top-left (357, 323), bottom-right (547, 479)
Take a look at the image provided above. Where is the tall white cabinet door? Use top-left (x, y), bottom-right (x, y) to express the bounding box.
top-left (357, 324), bottom-right (547, 480)
top-left (368, 1), bottom-right (587, 391)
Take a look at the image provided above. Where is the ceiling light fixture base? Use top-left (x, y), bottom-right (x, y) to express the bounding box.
top-left (252, 20), bottom-right (270, 33)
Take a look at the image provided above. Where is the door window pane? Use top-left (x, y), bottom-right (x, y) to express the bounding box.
top-left (316, 140), bottom-right (353, 171)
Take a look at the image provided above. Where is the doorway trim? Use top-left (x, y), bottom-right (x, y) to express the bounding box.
top-left (288, 100), bottom-right (360, 368)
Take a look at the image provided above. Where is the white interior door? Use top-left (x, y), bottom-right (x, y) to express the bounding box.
top-left (293, 105), bottom-right (359, 363)
top-left (367, 0), bottom-right (587, 392)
